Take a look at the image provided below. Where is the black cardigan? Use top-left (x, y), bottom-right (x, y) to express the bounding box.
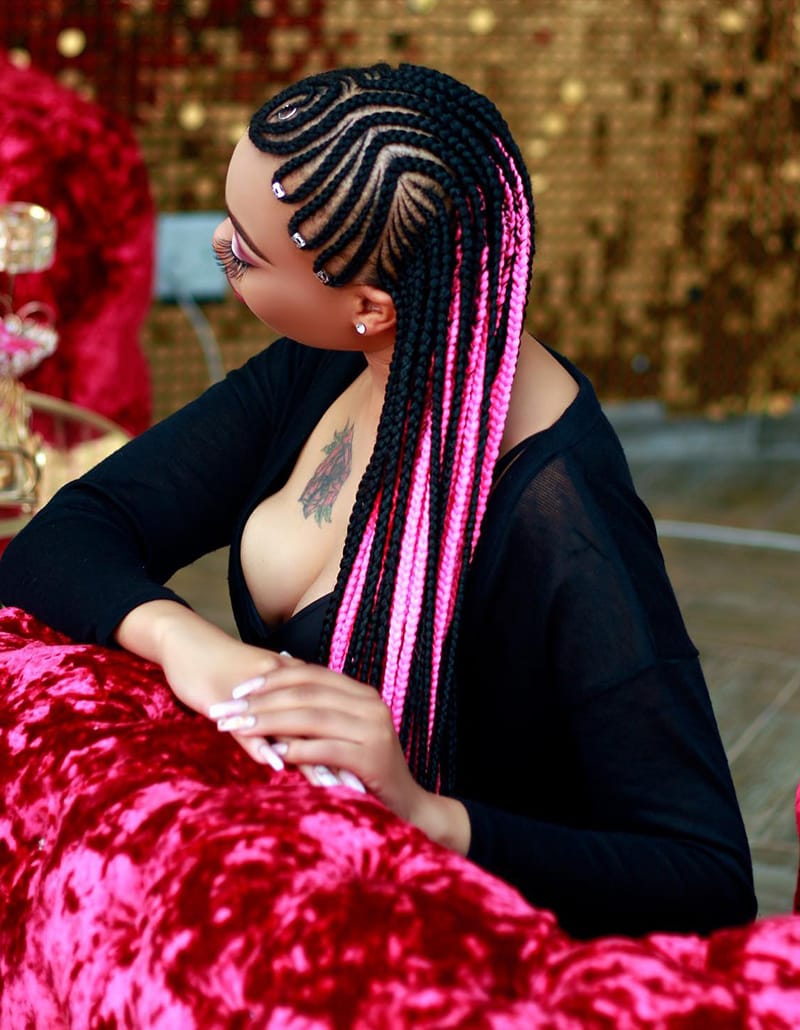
top-left (0, 338), bottom-right (757, 938)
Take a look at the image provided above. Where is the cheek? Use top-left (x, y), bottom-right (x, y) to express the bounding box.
top-left (235, 265), bottom-right (350, 348)
top-left (240, 275), bottom-right (320, 336)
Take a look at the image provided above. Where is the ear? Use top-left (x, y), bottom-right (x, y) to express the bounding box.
top-left (351, 284), bottom-right (396, 335)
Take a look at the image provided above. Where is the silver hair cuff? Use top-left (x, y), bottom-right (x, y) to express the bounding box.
top-left (315, 269), bottom-right (331, 285)
top-left (272, 181), bottom-right (286, 199)
top-left (291, 232), bottom-right (307, 249)
top-left (276, 104), bottom-right (298, 121)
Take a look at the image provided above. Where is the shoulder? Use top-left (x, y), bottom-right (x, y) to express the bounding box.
top-left (492, 343), bottom-right (626, 524)
top-left (500, 334), bottom-right (580, 458)
top-left (226, 338), bottom-right (365, 408)
top-left (472, 360), bottom-right (699, 667)
top-left (235, 336), bottom-right (326, 384)
top-left (476, 352), bottom-right (661, 592)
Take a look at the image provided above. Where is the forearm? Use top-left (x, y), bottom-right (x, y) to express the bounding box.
top-left (463, 799), bottom-right (757, 938)
top-left (0, 478), bottom-right (204, 646)
top-left (115, 598), bottom-right (233, 667)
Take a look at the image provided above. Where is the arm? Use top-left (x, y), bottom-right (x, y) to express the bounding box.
top-left (461, 658), bottom-right (757, 938)
top-left (0, 339), bottom-right (302, 643)
top-left (453, 450), bottom-right (757, 939)
top-left (114, 598), bottom-right (290, 770)
top-left (200, 652), bottom-right (474, 844)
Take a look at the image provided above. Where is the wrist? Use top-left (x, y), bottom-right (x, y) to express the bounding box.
top-left (116, 600), bottom-right (226, 665)
top-left (410, 789), bottom-right (471, 856)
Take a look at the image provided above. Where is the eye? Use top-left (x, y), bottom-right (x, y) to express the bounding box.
top-left (212, 234), bottom-right (252, 281)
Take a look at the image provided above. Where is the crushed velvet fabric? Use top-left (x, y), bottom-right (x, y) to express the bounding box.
top-left (795, 782), bottom-right (800, 915)
top-left (1, 606), bottom-right (800, 1028)
top-left (0, 57), bottom-right (153, 437)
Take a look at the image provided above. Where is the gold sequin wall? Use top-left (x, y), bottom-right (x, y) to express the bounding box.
top-left (4, 0), bottom-right (800, 420)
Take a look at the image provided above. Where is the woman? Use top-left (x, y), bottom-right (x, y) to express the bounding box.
top-left (0, 62), bottom-right (756, 939)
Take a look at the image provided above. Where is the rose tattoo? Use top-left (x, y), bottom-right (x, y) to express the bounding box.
top-left (298, 419), bottom-right (354, 526)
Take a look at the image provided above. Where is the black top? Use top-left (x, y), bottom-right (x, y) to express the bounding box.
top-left (0, 338), bottom-right (757, 938)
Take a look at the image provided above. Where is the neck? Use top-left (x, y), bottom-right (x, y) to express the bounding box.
top-left (359, 341), bottom-right (394, 419)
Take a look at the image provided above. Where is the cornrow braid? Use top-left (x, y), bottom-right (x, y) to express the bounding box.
top-left (249, 63), bottom-right (534, 791)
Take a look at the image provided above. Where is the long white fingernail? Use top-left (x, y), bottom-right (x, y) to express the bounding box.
top-left (272, 741), bottom-right (289, 756)
top-left (217, 714), bottom-right (257, 732)
top-left (258, 742), bottom-right (285, 771)
top-left (209, 698), bottom-right (249, 719)
top-left (338, 770), bottom-right (367, 794)
top-left (314, 765), bottom-right (341, 788)
top-left (231, 676), bottom-right (266, 700)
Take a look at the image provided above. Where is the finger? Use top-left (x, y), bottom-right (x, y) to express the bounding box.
top-left (299, 763), bottom-right (343, 788)
top-left (268, 736), bottom-right (364, 774)
top-left (231, 675), bottom-right (266, 700)
top-left (259, 664), bottom-right (371, 699)
top-left (231, 732), bottom-right (285, 772)
top-left (218, 703), bottom-right (367, 743)
top-left (230, 652), bottom-right (303, 700)
top-left (244, 680), bottom-right (378, 722)
top-left (336, 769), bottom-right (368, 794)
top-left (296, 763), bottom-right (365, 793)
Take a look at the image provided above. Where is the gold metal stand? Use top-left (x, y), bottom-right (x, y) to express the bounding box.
top-left (0, 391), bottom-right (130, 540)
top-left (0, 202), bottom-right (58, 541)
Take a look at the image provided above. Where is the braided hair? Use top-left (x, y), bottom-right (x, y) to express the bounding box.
top-left (249, 63), bottom-right (534, 791)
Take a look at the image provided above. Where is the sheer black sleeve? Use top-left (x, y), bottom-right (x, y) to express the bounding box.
top-left (455, 426), bottom-right (757, 939)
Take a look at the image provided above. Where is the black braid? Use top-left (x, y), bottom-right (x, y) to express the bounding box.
top-left (248, 63), bottom-right (535, 791)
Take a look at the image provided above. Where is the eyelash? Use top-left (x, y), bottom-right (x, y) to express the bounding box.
top-left (212, 236), bottom-right (252, 281)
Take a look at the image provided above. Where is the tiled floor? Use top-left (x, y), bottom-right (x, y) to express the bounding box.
top-left (170, 403), bottom-right (800, 918)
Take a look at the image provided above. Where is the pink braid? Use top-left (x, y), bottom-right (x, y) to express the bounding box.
top-left (381, 422), bottom-right (431, 728)
top-left (328, 144), bottom-right (533, 781)
top-left (328, 500), bottom-right (380, 671)
top-left (429, 245), bottom-right (491, 737)
top-left (429, 159), bottom-right (533, 748)
top-left (384, 239), bottom-right (465, 739)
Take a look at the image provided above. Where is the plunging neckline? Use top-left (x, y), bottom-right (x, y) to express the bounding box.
top-left (259, 589), bottom-right (334, 662)
top-left (284, 590), bottom-right (333, 629)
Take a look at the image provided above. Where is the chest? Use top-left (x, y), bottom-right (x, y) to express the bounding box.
top-left (240, 387), bottom-right (375, 627)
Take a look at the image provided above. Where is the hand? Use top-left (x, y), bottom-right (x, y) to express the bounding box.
top-left (116, 600), bottom-right (289, 772)
top-left (212, 660), bottom-right (428, 824)
top-left (209, 653), bottom-right (362, 789)
top-left (156, 623), bottom-right (348, 784)
top-left (117, 602), bottom-right (470, 850)
top-left (213, 660), bottom-right (472, 851)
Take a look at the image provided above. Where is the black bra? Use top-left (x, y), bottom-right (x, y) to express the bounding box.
top-left (261, 591), bottom-right (333, 663)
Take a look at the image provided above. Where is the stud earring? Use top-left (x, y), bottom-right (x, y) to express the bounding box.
top-left (272, 181), bottom-right (286, 199)
top-left (355, 321), bottom-right (367, 335)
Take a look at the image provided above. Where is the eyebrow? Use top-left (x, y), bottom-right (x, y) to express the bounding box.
top-left (226, 207), bottom-right (272, 264)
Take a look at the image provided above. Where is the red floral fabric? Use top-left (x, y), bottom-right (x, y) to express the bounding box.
top-left (0, 57), bottom-right (153, 436)
top-left (1, 605), bottom-right (799, 1028)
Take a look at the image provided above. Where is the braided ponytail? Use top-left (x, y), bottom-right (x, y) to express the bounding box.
top-left (249, 63), bottom-right (534, 790)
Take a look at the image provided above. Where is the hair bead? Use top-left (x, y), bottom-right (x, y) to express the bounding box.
top-left (249, 64), bottom-right (534, 790)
